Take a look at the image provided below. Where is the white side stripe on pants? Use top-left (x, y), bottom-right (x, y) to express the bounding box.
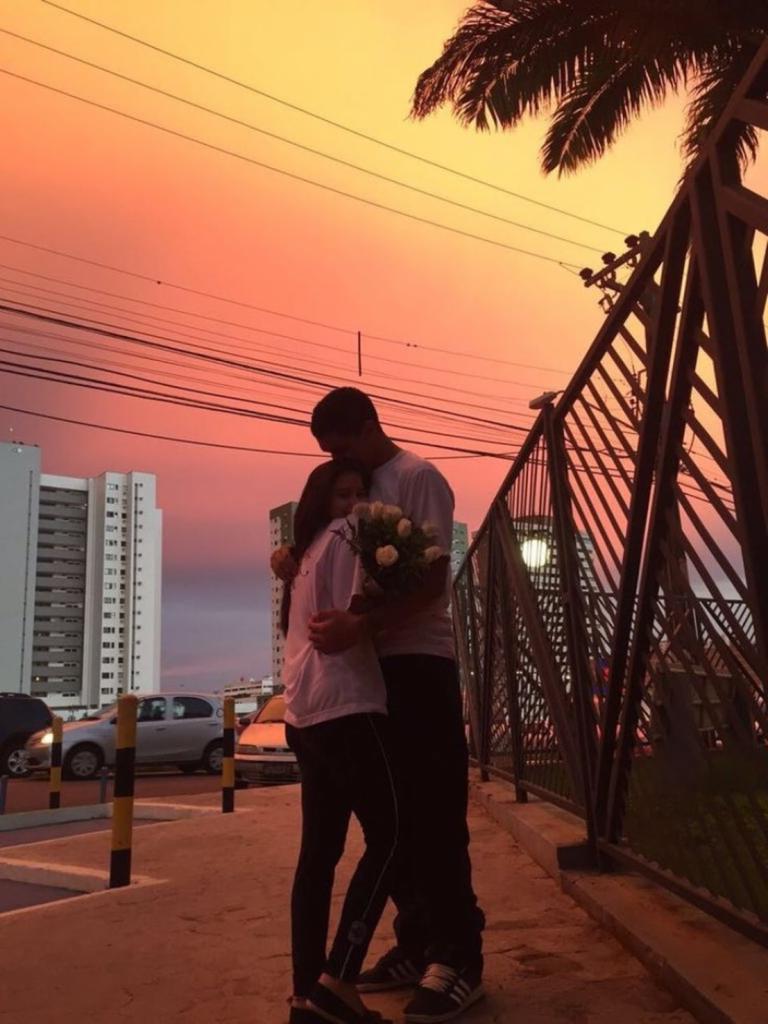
top-left (339, 714), bottom-right (400, 976)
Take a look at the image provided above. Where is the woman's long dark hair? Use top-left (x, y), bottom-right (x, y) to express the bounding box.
top-left (280, 457), bottom-right (371, 635)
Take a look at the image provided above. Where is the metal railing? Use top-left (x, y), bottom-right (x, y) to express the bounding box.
top-left (455, 40), bottom-right (768, 945)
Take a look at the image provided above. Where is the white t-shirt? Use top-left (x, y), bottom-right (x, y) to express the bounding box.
top-left (370, 449), bottom-right (456, 660)
top-left (283, 519), bottom-right (386, 728)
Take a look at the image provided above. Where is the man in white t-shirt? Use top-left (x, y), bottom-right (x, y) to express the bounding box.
top-left (273, 388), bottom-right (485, 1023)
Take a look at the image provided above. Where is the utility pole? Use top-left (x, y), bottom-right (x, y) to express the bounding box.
top-left (578, 234), bottom-right (694, 640)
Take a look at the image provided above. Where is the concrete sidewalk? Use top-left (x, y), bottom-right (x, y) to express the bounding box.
top-left (0, 785), bottom-right (693, 1024)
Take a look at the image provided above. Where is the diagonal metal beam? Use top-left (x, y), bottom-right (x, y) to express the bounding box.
top-left (494, 526), bottom-right (528, 802)
top-left (721, 182), bottom-right (768, 236)
top-left (734, 97), bottom-right (768, 133)
top-left (479, 515), bottom-right (498, 779)
top-left (463, 559), bottom-right (486, 767)
top-left (545, 404), bottom-right (600, 853)
top-left (691, 155), bottom-right (768, 679)
top-left (605, 238), bottom-right (703, 840)
top-left (492, 499), bottom-right (584, 800)
top-left (595, 200), bottom-right (692, 836)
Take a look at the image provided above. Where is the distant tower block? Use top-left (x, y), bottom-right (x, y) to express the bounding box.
top-left (269, 502), bottom-right (297, 688)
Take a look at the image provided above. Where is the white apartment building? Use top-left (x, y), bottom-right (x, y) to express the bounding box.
top-left (0, 442), bottom-right (162, 714)
top-left (269, 502), bottom-right (296, 688)
top-left (451, 522), bottom-right (469, 579)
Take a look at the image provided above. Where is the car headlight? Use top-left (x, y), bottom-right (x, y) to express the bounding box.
top-left (39, 731), bottom-right (54, 746)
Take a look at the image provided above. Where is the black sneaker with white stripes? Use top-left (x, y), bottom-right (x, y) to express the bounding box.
top-left (403, 963), bottom-right (484, 1023)
top-left (356, 947), bottom-right (425, 992)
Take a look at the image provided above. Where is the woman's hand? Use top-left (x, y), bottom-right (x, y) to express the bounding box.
top-left (271, 545), bottom-right (298, 582)
top-left (309, 610), bottom-right (369, 653)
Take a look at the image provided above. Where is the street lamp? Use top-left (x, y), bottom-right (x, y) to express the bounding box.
top-left (521, 537), bottom-right (551, 569)
top-left (529, 390), bottom-right (560, 410)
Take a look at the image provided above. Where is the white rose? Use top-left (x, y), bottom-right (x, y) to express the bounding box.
top-left (352, 502), bottom-right (371, 518)
top-left (375, 545), bottom-right (400, 567)
top-left (423, 545), bottom-right (444, 563)
top-left (382, 504), bottom-right (403, 521)
top-left (369, 501), bottom-right (384, 519)
top-left (421, 520), bottom-right (439, 538)
top-left (396, 517), bottom-right (412, 538)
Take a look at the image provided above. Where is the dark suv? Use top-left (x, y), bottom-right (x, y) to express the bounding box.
top-left (0, 693), bottom-right (53, 777)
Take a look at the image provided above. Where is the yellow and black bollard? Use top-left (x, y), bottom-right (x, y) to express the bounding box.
top-left (48, 716), bottom-right (63, 810)
top-left (222, 696), bottom-right (235, 814)
top-left (109, 694), bottom-right (137, 889)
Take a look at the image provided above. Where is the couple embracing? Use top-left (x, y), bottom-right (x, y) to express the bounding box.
top-left (273, 387), bottom-right (485, 1024)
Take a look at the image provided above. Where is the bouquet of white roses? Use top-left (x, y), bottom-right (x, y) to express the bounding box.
top-left (338, 502), bottom-right (445, 600)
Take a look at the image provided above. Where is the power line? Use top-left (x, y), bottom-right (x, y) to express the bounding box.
top-left (40, 0), bottom-right (628, 238)
top-left (0, 251), bottom-right (573, 385)
top-left (0, 301), bottom-right (534, 444)
top-left (0, 299), bottom-right (536, 433)
top-left (1, 28), bottom-right (603, 256)
top-left (0, 68), bottom-right (583, 270)
top-left (0, 275), bottom-right (550, 399)
top-left (0, 356), bottom-right (304, 425)
top-left (366, 331), bottom-right (574, 375)
top-left (0, 254), bottom-right (569, 381)
top-left (0, 243), bottom-right (358, 336)
top-left (4, 322), bottom-right (676, 468)
top-left (0, 343), bottom-right (518, 448)
top-left (0, 402), bottom-right (502, 461)
top-left (0, 379), bottom-right (727, 506)
top-left (0, 361), bottom-right (515, 460)
top-left (3, 319), bottom-right (518, 451)
top-left (0, 403), bottom-right (316, 455)
top-left (6, 322), bottom-right (523, 447)
top-left (8, 316), bottom-right (725, 493)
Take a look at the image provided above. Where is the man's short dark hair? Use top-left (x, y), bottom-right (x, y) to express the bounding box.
top-left (310, 387), bottom-right (380, 439)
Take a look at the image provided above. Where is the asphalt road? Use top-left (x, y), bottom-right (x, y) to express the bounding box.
top-left (2, 770), bottom-right (221, 815)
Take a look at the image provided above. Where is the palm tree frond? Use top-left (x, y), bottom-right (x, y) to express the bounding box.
top-left (542, 50), bottom-right (689, 174)
top-left (412, 0), bottom-right (615, 129)
top-left (412, 1), bottom-right (768, 174)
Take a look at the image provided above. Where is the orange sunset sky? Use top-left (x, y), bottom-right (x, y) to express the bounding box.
top-left (1, 1), bottom-right (699, 687)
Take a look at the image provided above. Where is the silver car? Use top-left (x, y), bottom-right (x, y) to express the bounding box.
top-left (26, 692), bottom-right (225, 780)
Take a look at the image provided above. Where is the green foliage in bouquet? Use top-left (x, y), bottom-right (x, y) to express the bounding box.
top-left (337, 501), bottom-right (445, 600)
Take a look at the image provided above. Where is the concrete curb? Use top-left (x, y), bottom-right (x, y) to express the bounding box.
top-left (0, 857), bottom-right (165, 921)
top-left (0, 856), bottom-right (160, 893)
top-left (0, 799), bottom-right (249, 922)
top-left (471, 778), bottom-right (768, 1024)
top-left (0, 803), bottom-right (109, 832)
top-left (132, 801), bottom-right (224, 820)
top-left (0, 798), bottom-right (227, 833)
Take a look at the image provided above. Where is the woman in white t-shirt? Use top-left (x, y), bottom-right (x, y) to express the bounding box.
top-left (282, 458), bottom-right (398, 1024)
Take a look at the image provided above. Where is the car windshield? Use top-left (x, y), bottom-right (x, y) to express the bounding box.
top-left (256, 697), bottom-right (285, 724)
top-left (82, 703), bottom-right (118, 721)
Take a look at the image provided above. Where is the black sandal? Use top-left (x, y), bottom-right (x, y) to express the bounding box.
top-left (306, 983), bottom-right (391, 1024)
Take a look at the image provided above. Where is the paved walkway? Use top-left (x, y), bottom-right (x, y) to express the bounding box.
top-left (0, 786), bottom-right (694, 1024)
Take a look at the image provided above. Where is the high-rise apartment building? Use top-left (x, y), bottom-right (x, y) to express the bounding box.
top-left (0, 442), bottom-right (162, 714)
top-left (451, 522), bottom-right (469, 579)
top-left (269, 502), bottom-right (296, 688)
